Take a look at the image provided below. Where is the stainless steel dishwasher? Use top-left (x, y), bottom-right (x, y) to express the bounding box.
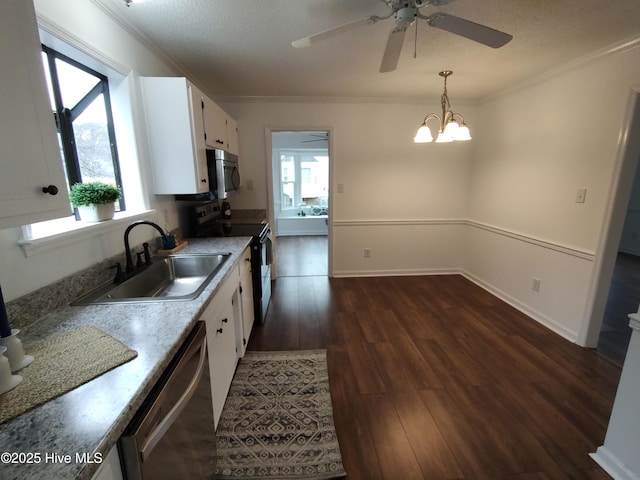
top-left (119, 321), bottom-right (216, 479)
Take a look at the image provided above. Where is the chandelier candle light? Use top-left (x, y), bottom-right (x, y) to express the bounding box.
top-left (414, 70), bottom-right (472, 143)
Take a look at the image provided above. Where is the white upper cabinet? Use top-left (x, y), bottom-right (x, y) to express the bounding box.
top-left (0, 0), bottom-right (71, 229)
top-left (140, 77), bottom-right (209, 195)
top-left (202, 97), bottom-right (239, 155)
top-left (226, 116), bottom-right (239, 155)
top-left (202, 97), bottom-right (228, 150)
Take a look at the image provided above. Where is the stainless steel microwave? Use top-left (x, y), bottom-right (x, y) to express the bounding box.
top-left (207, 149), bottom-right (239, 199)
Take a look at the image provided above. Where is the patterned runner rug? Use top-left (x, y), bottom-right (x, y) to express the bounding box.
top-left (214, 350), bottom-right (346, 479)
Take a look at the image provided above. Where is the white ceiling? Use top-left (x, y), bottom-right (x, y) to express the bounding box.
top-left (97, 0), bottom-right (640, 101)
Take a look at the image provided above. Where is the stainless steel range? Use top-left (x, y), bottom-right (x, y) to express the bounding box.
top-left (182, 201), bottom-right (272, 325)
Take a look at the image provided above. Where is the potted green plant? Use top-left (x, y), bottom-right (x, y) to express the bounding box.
top-left (69, 182), bottom-right (122, 222)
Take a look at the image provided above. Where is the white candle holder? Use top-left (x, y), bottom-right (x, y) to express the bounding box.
top-left (0, 329), bottom-right (33, 373)
top-left (0, 346), bottom-right (22, 394)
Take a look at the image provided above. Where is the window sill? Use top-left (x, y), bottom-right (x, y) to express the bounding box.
top-left (17, 210), bottom-right (157, 258)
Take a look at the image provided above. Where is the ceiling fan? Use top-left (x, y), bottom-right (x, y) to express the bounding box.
top-left (301, 133), bottom-right (329, 143)
top-left (292, 0), bottom-right (512, 73)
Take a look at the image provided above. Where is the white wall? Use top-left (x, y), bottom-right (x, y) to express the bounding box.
top-left (0, 0), bottom-right (183, 301)
top-left (219, 99), bottom-right (474, 278)
top-left (221, 43), bottom-right (640, 345)
top-left (466, 44), bottom-right (640, 344)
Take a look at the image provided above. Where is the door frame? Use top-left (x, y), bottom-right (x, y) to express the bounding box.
top-left (264, 126), bottom-right (334, 278)
top-left (580, 86), bottom-right (640, 346)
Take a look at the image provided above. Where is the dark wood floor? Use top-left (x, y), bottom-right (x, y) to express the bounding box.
top-left (275, 235), bottom-right (328, 277)
top-left (248, 236), bottom-right (621, 479)
top-left (597, 252), bottom-right (639, 365)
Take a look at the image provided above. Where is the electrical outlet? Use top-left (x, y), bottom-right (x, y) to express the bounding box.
top-left (532, 277), bottom-right (541, 292)
top-left (575, 188), bottom-right (587, 203)
top-left (364, 248), bottom-right (371, 258)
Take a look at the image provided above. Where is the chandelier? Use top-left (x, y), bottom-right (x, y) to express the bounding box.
top-left (414, 70), bottom-right (471, 143)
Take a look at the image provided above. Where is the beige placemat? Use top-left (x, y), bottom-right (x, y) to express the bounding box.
top-left (0, 325), bottom-right (137, 424)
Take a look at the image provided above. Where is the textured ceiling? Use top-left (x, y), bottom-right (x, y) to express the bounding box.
top-left (96, 0), bottom-right (640, 101)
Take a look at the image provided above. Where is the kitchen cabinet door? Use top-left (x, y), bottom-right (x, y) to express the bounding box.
top-left (226, 116), bottom-right (239, 155)
top-left (202, 97), bottom-right (228, 150)
top-left (140, 77), bottom-right (209, 195)
top-left (91, 445), bottom-right (123, 480)
top-left (0, 0), bottom-right (71, 229)
top-left (206, 299), bottom-right (237, 429)
top-left (238, 247), bottom-right (254, 356)
top-left (201, 267), bottom-right (239, 428)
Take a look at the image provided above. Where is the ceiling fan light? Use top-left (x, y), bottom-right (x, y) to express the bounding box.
top-left (414, 125), bottom-right (433, 143)
top-left (454, 124), bottom-right (472, 141)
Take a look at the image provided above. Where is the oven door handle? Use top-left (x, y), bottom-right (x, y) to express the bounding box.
top-left (265, 236), bottom-right (273, 265)
top-left (139, 337), bottom-right (208, 462)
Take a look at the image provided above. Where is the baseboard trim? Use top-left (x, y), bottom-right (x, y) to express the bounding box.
top-left (331, 268), bottom-right (457, 278)
top-left (590, 446), bottom-right (640, 480)
top-left (461, 270), bottom-right (578, 343)
top-left (331, 267), bottom-right (580, 343)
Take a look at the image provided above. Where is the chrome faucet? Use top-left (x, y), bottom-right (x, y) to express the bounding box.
top-left (123, 220), bottom-right (167, 274)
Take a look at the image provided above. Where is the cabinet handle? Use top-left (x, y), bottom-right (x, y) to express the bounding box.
top-left (42, 185), bottom-right (59, 196)
top-left (216, 328), bottom-right (223, 334)
top-left (222, 318), bottom-right (228, 324)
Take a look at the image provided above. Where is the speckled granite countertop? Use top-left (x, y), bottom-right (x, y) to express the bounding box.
top-left (0, 236), bottom-right (252, 480)
top-left (226, 209), bottom-right (267, 224)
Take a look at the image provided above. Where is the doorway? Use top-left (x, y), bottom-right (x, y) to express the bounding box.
top-left (268, 130), bottom-right (331, 278)
top-left (581, 87), bottom-right (640, 356)
top-left (596, 161), bottom-right (640, 365)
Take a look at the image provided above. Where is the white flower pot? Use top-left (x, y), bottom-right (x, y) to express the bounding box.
top-left (77, 203), bottom-right (115, 222)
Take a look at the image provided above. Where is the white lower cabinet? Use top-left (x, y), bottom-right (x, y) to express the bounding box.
top-left (202, 267), bottom-right (239, 429)
top-left (91, 445), bottom-right (123, 480)
top-left (238, 247), bottom-right (255, 357)
top-left (208, 300), bottom-right (237, 428)
top-left (203, 245), bottom-right (256, 427)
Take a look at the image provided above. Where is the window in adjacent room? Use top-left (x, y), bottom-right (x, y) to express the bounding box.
top-left (279, 150), bottom-right (329, 211)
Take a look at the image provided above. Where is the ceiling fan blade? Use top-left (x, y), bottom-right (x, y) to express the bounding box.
top-left (426, 13), bottom-right (512, 48)
top-left (292, 16), bottom-right (378, 48)
top-left (380, 27), bottom-right (407, 73)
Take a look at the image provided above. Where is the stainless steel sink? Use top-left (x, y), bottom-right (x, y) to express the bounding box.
top-left (72, 253), bottom-right (231, 305)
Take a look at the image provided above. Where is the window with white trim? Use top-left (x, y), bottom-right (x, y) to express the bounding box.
top-left (279, 150), bottom-right (329, 211)
top-left (20, 30), bottom-right (149, 243)
top-left (41, 44), bottom-right (125, 213)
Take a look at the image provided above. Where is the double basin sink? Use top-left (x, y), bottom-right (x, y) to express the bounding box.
top-left (73, 253), bottom-right (230, 305)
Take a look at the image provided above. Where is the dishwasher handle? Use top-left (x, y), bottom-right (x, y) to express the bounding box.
top-left (139, 334), bottom-right (208, 462)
